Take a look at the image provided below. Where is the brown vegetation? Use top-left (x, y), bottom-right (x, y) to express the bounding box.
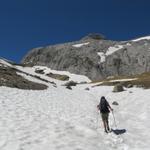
top-left (92, 72), bottom-right (150, 89)
top-left (46, 73), bottom-right (69, 81)
top-left (0, 65), bottom-right (48, 90)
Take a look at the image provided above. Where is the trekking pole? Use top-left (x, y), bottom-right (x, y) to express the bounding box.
top-left (96, 109), bottom-right (99, 129)
top-left (112, 111), bottom-right (117, 129)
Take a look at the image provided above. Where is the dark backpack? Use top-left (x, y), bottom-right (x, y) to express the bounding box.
top-left (99, 98), bottom-right (109, 113)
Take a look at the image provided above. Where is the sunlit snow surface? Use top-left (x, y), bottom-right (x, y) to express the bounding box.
top-left (0, 85), bottom-right (150, 150)
top-left (0, 59), bottom-right (150, 150)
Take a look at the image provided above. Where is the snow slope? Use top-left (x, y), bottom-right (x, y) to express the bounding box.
top-left (15, 65), bottom-right (91, 85)
top-left (132, 36), bottom-right (150, 42)
top-left (0, 60), bottom-right (150, 150)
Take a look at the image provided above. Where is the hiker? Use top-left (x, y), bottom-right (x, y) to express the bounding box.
top-left (97, 96), bottom-right (113, 133)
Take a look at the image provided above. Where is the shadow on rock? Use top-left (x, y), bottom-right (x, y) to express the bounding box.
top-left (111, 129), bottom-right (126, 135)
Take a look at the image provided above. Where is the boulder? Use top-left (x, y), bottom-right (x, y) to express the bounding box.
top-left (63, 81), bottom-right (77, 87)
top-left (85, 87), bottom-right (90, 91)
top-left (66, 86), bottom-right (72, 90)
top-left (35, 69), bottom-right (45, 74)
top-left (112, 101), bottom-right (119, 105)
top-left (113, 84), bottom-right (124, 92)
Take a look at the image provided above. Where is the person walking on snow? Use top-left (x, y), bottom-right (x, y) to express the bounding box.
top-left (97, 96), bottom-right (113, 133)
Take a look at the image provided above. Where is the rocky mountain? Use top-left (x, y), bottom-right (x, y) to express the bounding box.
top-left (22, 34), bottom-right (150, 81)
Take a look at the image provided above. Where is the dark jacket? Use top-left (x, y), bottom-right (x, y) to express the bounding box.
top-left (98, 98), bottom-right (110, 113)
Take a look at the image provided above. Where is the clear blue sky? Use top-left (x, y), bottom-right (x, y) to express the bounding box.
top-left (0, 0), bottom-right (150, 63)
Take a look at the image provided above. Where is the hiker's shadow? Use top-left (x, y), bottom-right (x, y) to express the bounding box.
top-left (111, 129), bottom-right (126, 135)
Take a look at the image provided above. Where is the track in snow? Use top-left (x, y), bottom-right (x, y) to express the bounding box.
top-left (0, 86), bottom-right (128, 150)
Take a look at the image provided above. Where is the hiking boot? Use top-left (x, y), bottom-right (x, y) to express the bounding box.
top-left (104, 129), bottom-right (108, 133)
top-left (107, 127), bottom-right (110, 131)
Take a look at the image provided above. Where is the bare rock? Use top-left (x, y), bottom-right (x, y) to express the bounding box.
top-left (112, 101), bottom-right (119, 105)
top-left (113, 84), bottom-right (124, 92)
top-left (63, 81), bottom-right (77, 87)
top-left (22, 34), bottom-right (150, 81)
top-left (66, 86), bottom-right (72, 90)
top-left (85, 87), bottom-right (90, 91)
top-left (35, 69), bottom-right (45, 74)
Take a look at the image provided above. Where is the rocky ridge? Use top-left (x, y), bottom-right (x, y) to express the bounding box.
top-left (22, 34), bottom-right (150, 81)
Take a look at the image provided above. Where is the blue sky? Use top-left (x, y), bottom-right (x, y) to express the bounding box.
top-left (0, 0), bottom-right (150, 62)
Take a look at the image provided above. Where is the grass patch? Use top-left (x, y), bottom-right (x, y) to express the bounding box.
top-left (92, 72), bottom-right (150, 89)
top-left (46, 73), bottom-right (69, 81)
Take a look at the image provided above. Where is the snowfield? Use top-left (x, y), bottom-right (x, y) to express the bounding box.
top-left (1, 85), bottom-right (150, 150)
top-left (0, 60), bottom-right (150, 150)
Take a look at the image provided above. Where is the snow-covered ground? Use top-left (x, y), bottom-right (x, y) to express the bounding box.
top-left (1, 85), bottom-right (150, 150)
top-left (0, 60), bottom-right (150, 150)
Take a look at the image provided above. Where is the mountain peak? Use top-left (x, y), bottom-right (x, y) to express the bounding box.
top-left (81, 33), bottom-right (106, 41)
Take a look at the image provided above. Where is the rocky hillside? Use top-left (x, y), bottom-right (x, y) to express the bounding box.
top-left (22, 34), bottom-right (150, 81)
top-left (0, 59), bottom-right (48, 90)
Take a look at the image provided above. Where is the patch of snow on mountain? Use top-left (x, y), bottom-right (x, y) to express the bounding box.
top-left (15, 65), bottom-right (91, 84)
top-left (132, 36), bottom-right (150, 42)
top-left (97, 52), bottom-right (105, 63)
top-left (106, 45), bottom-right (124, 56)
top-left (0, 59), bottom-right (12, 67)
top-left (15, 66), bottom-right (57, 83)
top-left (72, 42), bottom-right (89, 48)
top-left (97, 45), bottom-right (123, 63)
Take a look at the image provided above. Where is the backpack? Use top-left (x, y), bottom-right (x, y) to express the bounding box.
top-left (99, 98), bottom-right (109, 113)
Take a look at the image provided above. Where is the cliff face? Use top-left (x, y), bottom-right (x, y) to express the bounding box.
top-left (22, 34), bottom-right (150, 80)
